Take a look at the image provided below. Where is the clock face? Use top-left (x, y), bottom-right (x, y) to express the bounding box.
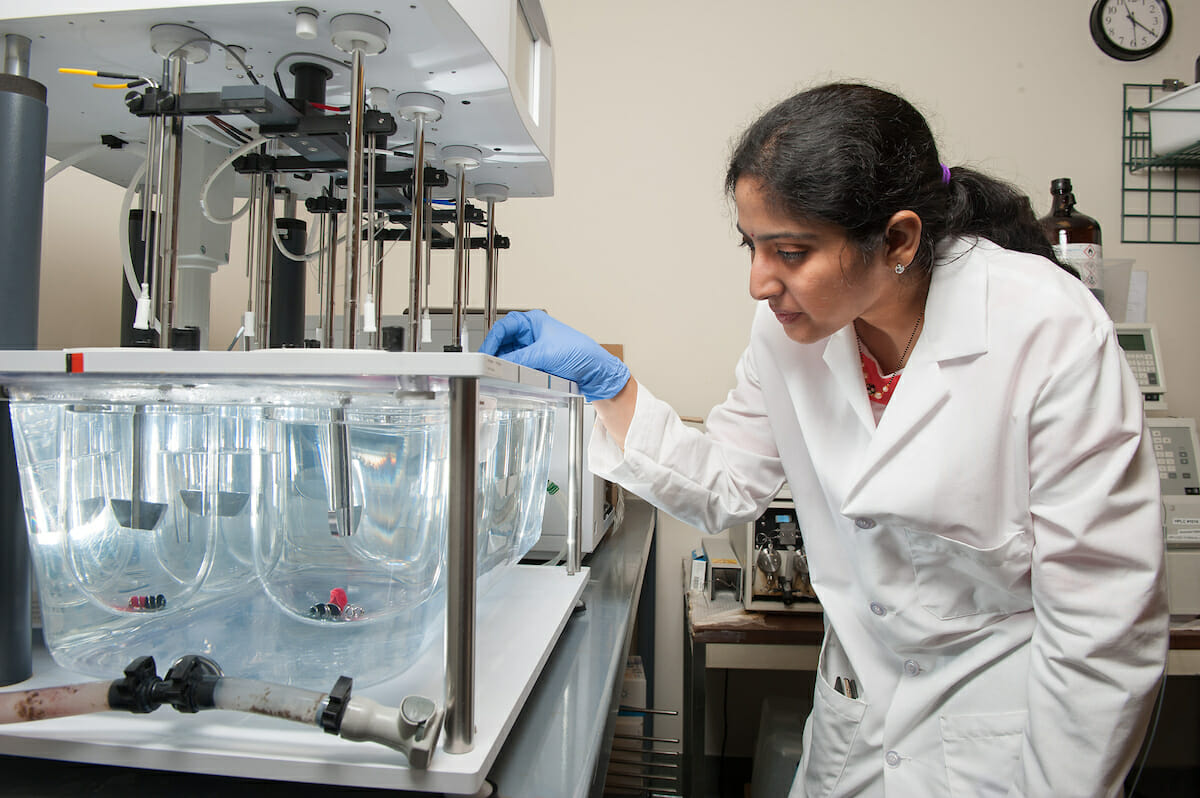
top-left (1091, 0), bottom-right (1173, 61)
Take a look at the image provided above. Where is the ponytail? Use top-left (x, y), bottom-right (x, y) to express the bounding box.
top-left (942, 167), bottom-right (1074, 276)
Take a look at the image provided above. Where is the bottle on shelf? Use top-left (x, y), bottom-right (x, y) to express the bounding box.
top-left (1039, 177), bottom-right (1103, 301)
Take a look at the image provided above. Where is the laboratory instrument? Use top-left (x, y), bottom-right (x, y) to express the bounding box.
top-left (1147, 417), bottom-right (1200, 615)
top-left (1117, 322), bottom-right (1167, 410)
top-left (730, 490), bottom-right (821, 613)
top-left (0, 1), bottom-right (590, 792)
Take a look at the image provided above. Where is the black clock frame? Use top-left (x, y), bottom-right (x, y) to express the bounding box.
top-left (1090, 0), bottom-right (1173, 62)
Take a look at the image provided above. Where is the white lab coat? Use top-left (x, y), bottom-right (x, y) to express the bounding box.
top-left (590, 237), bottom-right (1168, 797)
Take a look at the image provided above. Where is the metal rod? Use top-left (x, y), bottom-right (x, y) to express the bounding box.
top-left (445, 377), bottom-right (478, 754)
top-left (373, 237), bottom-right (385, 344)
top-left (620, 706), bottom-right (680, 716)
top-left (451, 163), bottom-right (469, 349)
top-left (243, 172), bottom-right (261, 348)
top-left (423, 183), bottom-right (433, 331)
top-left (130, 409), bottom-right (147, 530)
top-left (322, 212), bottom-right (338, 348)
top-left (158, 53), bottom-right (186, 345)
top-left (608, 757), bottom-right (681, 770)
top-left (256, 174), bottom-right (275, 345)
top-left (3, 34), bottom-right (30, 77)
top-left (566, 394), bottom-right (584, 574)
top-left (342, 46), bottom-right (366, 349)
top-left (327, 407), bottom-right (354, 536)
top-left (407, 115), bottom-right (427, 352)
top-left (614, 734), bottom-right (682, 744)
top-left (611, 746), bottom-right (682, 758)
top-left (366, 134), bottom-right (379, 349)
top-left (484, 198), bottom-right (498, 329)
top-left (315, 208), bottom-right (327, 342)
top-left (140, 114), bottom-right (158, 245)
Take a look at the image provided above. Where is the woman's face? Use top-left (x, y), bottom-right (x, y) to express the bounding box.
top-left (735, 177), bottom-right (896, 345)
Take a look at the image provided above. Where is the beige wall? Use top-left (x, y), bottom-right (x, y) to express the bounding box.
top-left (37, 0), bottom-right (1200, 755)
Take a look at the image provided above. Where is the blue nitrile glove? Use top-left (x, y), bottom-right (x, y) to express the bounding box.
top-left (479, 310), bottom-right (630, 401)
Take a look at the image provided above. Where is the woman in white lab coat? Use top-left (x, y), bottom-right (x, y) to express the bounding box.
top-left (481, 83), bottom-right (1168, 797)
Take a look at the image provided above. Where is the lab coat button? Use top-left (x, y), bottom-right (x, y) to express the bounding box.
top-left (855, 518), bottom-right (876, 529)
top-left (904, 659), bottom-right (920, 676)
top-left (870, 602), bottom-right (887, 616)
top-left (885, 750), bottom-right (901, 768)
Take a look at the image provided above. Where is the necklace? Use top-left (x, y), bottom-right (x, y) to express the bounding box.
top-left (857, 311), bottom-right (923, 404)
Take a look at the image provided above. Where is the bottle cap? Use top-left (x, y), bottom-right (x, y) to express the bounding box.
top-left (1051, 177), bottom-right (1073, 193)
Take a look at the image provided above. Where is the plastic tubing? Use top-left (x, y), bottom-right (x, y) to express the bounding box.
top-left (272, 214), bottom-right (387, 264)
top-left (120, 158), bottom-right (149, 299)
top-left (211, 677), bottom-right (325, 724)
top-left (45, 141), bottom-right (147, 183)
top-left (44, 142), bottom-right (109, 183)
top-left (200, 135), bottom-right (268, 225)
top-left (0, 680), bottom-right (112, 724)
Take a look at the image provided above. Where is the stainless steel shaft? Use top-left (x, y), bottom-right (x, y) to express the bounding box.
top-left (444, 377), bottom-right (478, 754)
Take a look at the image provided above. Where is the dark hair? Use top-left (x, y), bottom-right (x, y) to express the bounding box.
top-left (726, 83), bottom-right (1071, 276)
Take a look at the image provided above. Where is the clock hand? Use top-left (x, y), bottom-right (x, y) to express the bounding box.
top-left (1128, 14), bottom-right (1156, 36)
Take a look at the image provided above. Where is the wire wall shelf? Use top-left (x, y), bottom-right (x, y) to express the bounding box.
top-left (1122, 83), bottom-right (1200, 244)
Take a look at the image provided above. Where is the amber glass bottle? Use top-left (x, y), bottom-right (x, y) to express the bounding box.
top-left (1039, 178), bottom-right (1103, 298)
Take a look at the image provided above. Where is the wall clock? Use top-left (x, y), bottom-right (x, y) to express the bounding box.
top-left (1090, 0), bottom-right (1172, 61)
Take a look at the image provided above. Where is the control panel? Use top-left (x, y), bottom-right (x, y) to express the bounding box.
top-left (1149, 417), bottom-right (1200, 545)
top-left (1116, 323), bottom-right (1166, 410)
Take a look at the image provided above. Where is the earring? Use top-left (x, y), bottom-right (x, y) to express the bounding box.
top-left (894, 263), bottom-right (907, 275)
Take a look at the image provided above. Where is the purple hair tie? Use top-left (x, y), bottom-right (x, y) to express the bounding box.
top-left (940, 163), bottom-right (951, 186)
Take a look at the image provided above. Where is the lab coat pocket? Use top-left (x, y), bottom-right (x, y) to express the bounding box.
top-left (801, 638), bottom-right (867, 798)
top-left (905, 528), bottom-right (1032, 620)
top-left (940, 711), bottom-right (1026, 798)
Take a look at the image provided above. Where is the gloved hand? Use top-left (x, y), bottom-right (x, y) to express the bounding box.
top-left (479, 310), bottom-right (630, 401)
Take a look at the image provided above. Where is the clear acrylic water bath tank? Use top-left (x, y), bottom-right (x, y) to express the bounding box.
top-left (3, 350), bottom-right (566, 688)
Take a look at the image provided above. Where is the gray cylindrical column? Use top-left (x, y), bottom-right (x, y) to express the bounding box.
top-left (0, 70), bottom-right (46, 686)
top-left (445, 377), bottom-right (478, 753)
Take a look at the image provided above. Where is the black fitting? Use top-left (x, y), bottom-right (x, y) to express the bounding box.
top-left (305, 195), bottom-right (346, 214)
top-left (107, 656), bottom-right (163, 714)
top-left (151, 655), bottom-right (223, 714)
top-left (320, 675), bottom-right (354, 735)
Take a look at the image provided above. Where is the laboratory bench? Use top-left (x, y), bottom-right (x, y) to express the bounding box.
top-left (0, 499), bottom-right (657, 798)
top-left (683, 584), bottom-right (1200, 798)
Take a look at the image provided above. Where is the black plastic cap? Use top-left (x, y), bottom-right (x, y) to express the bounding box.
top-left (1051, 178), bottom-right (1073, 194)
top-left (107, 655), bottom-right (162, 714)
top-left (320, 675), bottom-right (354, 734)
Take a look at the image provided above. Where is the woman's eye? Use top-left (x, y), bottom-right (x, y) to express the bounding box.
top-left (777, 249), bottom-right (805, 262)
top-left (739, 239), bottom-right (755, 254)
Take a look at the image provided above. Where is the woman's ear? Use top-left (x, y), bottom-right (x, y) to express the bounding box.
top-left (884, 210), bottom-right (923, 270)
